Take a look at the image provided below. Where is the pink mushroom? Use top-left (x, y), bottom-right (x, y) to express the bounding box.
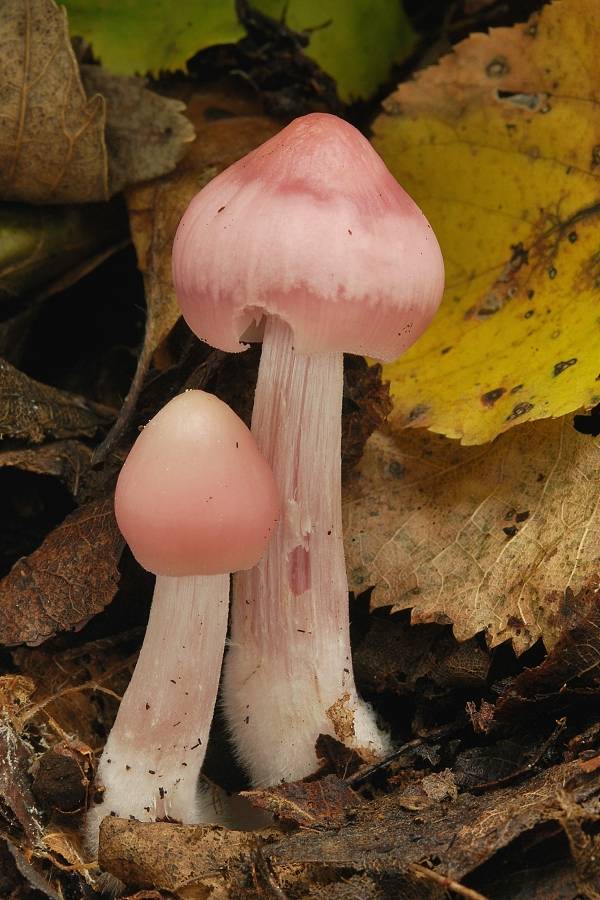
top-left (173, 113), bottom-right (445, 785)
top-left (86, 390), bottom-right (279, 841)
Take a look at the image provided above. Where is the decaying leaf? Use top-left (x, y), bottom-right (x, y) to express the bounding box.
top-left (0, 496), bottom-right (123, 646)
top-left (0, 201), bottom-right (127, 307)
top-left (0, 1), bottom-right (194, 205)
top-left (13, 633), bottom-right (136, 748)
top-left (253, 0), bottom-right (415, 102)
top-left (31, 740), bottom-right (94, 814)
top-left (0, 725), bottom-right (43, 845)
top-left (95, 89), bottom-right (279, 460)
top-left (80, 66), bottom-right (195, 196)
top-left (0, 441), bottom-right (92, 495)
top-left (265, 758), bottom-right (600, 888)
top-left (98, 818), bottom-right (271, 896)
top-left (243, 774), bottom-right (362, 829)
top-left (343, 417), bottom-right (600, 652)
top-left (63, 0), bottom-right (244, 78)
top-left (342, 358), bottom-right (392, 473)
top-left (0, 0), bottom-right (108, 203)
top-left (354, 616), bottom-right (490, 697)
top-left (373, 0), bottom-right (600, 444)
top-left (0, 358), bottom-right (113, 443)
top-left (496, 588), bottom-right (600, 719)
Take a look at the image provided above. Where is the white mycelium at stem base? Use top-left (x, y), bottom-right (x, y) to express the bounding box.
top-left (87, 573), bottom-right (228, 836)
top-left (173, 113), bottom-right (445, 786)
top-left (224, 318), bottom-right (389, 783)
top-left (86, 391), bottom-right (279, 846)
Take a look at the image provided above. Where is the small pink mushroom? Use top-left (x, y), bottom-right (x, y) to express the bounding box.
top-left (173, 113), bottom-right (444, 785)
top-left (86, 390), bottom-right (279, 843)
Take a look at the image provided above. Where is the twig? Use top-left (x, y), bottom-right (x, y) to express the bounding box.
top-left (347, 719), bottom-right (466, 786)
top-left (409, 863), bottom-right (489, 900)
top-left (469, 717), bottom-right (567, 794)
top-left (254, 846), bottom-right (288, 899)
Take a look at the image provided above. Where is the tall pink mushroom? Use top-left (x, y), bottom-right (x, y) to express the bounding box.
top-left (86, 390), bottom-right (279, 842)
top-left (173, 113), bottom-right (444, 785)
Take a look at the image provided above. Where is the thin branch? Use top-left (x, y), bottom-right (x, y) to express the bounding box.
top-left (409, 863), bottom-right (489, 900)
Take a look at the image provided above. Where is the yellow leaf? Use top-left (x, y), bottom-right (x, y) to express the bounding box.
top-left (373, 0), bottom-right (600, 445)
top-left (343, 418), bottom-right (600, 654)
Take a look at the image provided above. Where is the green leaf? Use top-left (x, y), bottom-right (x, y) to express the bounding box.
top-left (252, 0), bottom-right (414, 102)
top-left (60, 0), bottom-right (244, 76)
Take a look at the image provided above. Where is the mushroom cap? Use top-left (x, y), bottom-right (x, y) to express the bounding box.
top-left (115, 391), bottom-right (280, 577)
top-left (173, 113), bottom-right (444, 362)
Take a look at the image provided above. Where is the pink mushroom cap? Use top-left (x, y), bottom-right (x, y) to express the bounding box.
top-left (115, 391), bottom-right (280, 577)
top-left (172, 112), bottom-right (444, 362)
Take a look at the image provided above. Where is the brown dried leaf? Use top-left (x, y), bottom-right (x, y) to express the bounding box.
top-left (0, 0), bottom-right (108, 203)
top-left (0, 441), bottom-right (92, 495)
top-left (95, 88), bottom-right (279, 460)
top-left (0, 359), bottom-right (113, 444)
top-left (98, 818), bottom-right (271, 896)
top-left (0, 676), bottom-right (36, 720)
top-left (0, 2), bottom-right (193, 206)
top-left (80, 67), bottom-right (195, 196)
top-left (354, 617), bottom-right (490, 697)
top-left (244, 774), bottom-right (362, 830)
top-left (496, 590), bottom-right (600, 720)
top-left (0, 725), bottom-right (43, 845)
top-left (0, 496), bottom-right (123, 646)
top-left (342, 358), bottom-right (392, 474)
top-left (13, 633), bottom-right (135, 748)
top-left (31, 740), bottom-right (93, 814)
top-left (265, 758), bottom-right (600, 885)
top-left (343, 418), bottom-right (600, 653)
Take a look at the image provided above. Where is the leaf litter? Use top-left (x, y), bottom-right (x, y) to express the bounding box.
top-left (1, 1), bottom-right (600, 898)
top-left (0, 0), bottom-right (193, 204)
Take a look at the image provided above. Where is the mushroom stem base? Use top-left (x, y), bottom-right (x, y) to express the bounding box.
top-left (225, 317), bottom-right (389, 786)
top-left (87, 573), bottom-right (228, 847)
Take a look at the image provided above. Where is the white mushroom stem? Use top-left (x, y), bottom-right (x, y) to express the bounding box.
top-left (87, 573), bottom-right (228, 843)
top-left (224, 318), bottom-right (389, 785)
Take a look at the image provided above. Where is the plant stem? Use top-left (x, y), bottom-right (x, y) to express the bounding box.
top-left (88, 573), bottom-right (228, 839)
top-left (225, 318), bottom-right (389, 785)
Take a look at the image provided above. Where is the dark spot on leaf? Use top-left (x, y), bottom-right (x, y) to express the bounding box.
top-left (407, 404), bottom-right (429, 423)
top-left (527, 289), bottom-right (535, 299)
top-left (510, 384), bottom-right (524, 394)
top-left (441, 346), bottom-right (452, 355)
top-left (568, 231), bottom-right (578, 243)
top-left (481, 388), bottom-right (506, 407)
top-left (548, 266), bottom-right (557, 279)
top-left (524, 309), bottom-right (534, 319)
top-left (487, 57), bottom-right (509, 77)
top-left (591, 145), bottom-right (600, 168)
top-left (516, 511), bottom-right (530, 522)
top-left (506, 402), bottom-right (534, 421)
top-left (553, 358), bottom-right (577, 376)
top-left (503, 525), bottom-right (518, 538)
top-left (388, 461), bottom-right (405, 479)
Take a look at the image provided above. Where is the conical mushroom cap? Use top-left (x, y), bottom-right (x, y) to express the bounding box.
top-left (115, 391), bottom-right (280, 576)
top-left (173, 113), bottom-right (444, 361)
